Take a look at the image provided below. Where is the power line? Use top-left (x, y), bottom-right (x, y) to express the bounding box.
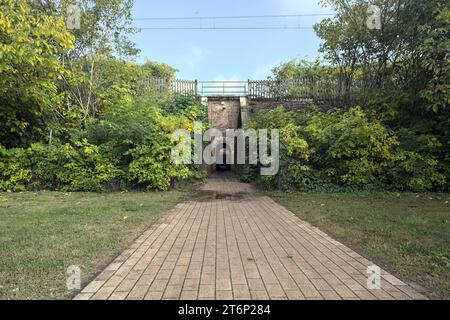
top-left (133, 13), bottom-right (334, 21)
top-left (138, 26), bottom-right (315, 30)
top-left (133, 13), bottom-right (330, 31)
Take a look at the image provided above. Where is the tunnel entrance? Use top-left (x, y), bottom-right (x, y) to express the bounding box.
top-left (205, 97), bottom-right (245, 174)
top-left (216, 143), bottom-right (232, 172)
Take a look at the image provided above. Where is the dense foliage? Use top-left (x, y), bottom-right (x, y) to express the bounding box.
top-left (0, 0), bottom-right (75, 146)
top-left (1, 0), bottom-right (448, 193)
top-left (0, 93), bottom-right (206, 192)
top-left (245, 107), bottom-right (448, 192)
top-left (242, 0), bottom-right (449, 192)
top-left (0, 0), bottom-right (205, 192)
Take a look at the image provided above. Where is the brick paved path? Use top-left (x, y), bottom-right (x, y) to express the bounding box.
top-left (75, 175), bottom-right (426, 300)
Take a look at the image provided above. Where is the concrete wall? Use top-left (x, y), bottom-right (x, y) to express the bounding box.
top-left (206, 96), bottom-right (323, 130)
top-left (207, 97), bottom-right (241, 133)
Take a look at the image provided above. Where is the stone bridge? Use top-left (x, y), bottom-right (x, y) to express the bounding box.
top-left (150, 78), bottom-right (356, 173)
top-left (150, 78), bottom-right (355, 128)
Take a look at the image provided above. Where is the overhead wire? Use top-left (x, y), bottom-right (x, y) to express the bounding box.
top-left (132, 13), bottom-right (334, 30)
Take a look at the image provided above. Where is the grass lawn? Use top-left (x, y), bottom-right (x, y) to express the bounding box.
top-left (270, 191), bottom-right (450, 299)
top-left (0, 191), bottom-right (185, 300)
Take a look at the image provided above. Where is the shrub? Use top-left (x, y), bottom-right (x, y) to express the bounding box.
top-left (162, 94), bottom-right (207, 122)
top-left (300, 107), bottom-right (398, 187)
top-left (242, 106), bottom-right (402, 191)
top-left (128, 152), bottom-right (191, 191)
top-left (28, 140), bottom-right (120, 192)
top-left (245, 107), bottom-right (310, 190)
top-left (0, 145), bottom-right (30, 191)
top-left (88, 96), bottom-right (205, 190)
top-left (389, 151), bottom-right (446, 192)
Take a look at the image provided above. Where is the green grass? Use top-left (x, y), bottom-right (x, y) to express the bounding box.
top-left (269, 191), bottom-right (450, 299)
top-left (0, 191), bottom-right (185, 300)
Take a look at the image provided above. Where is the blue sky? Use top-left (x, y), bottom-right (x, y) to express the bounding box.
top-left (131, 0), bottom-right (333, 80)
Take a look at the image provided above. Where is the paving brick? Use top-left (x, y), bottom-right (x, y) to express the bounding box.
top-left (285, 290), bottom-right (305, 300)
top-left (320, 290), bottom-right (342, 300)
top-left (265, 284), bottom-right (286, 299)
top-left (333, 284), bottom-right (358, 299)
top-left (144, 291), bottom-right (164, 300)
top-left (233, 284), bottom-right (251, 299)
top-left (109, 291), bottom-right (128, 300)
top-left (73, 293), bottom-right (93, 300)
top-left (180, 290), bottom-right (198, 300)
top-left (201, 273), bottom-right (215, 285)
top-left (199, 284), bottom-right (215, 298)
top-left (127, 285), bottom-right (149, 300)
top-left (81, 280), bottom-right (105, 294)
top-left (216, 291), bottom-right (234, 300)
top-left (183, 278), bottom-right (200, 291)
top-left (300, 284), bottom-right (322, 299)
top-left (247, 278), bottom-right (265, 291)
top-left (91, 286), bottom-right (115, 300)
top-left (116, 279), bottom-right (137, 292)
top-left (216, 277), bottom-right (232, 291)
top-left (77, 176), bottom-right (424, 301)
top-left (251, 290), bottom-right (269, 300)
top-left (150, 279), bottom-right (169, 292)
top-left (163, 285), bottom-right (182, 300)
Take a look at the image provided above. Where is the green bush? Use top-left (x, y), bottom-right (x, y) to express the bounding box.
top-left (28, 140), bottom-right (120, 192)
top-left (0, 93), bottom-right (207, 192)
top-left (88, 95), bottom-right (205, 190)
top-left (245, 107), bottom-right (310, 190)
top-left (162, 94), bottom-right (208, 122)
top-left (384, 129), bottom-right (448, 192)
top-left (128, 147), bottom-right (192, 191)
top-left (0, 145), bottom-right (30, 192)
top-left (389, 151), bottom-right (446, 192)
top-left (301, 107), bottom-right (398, 187)
top-left (242, 106), bottom-right (423, 192)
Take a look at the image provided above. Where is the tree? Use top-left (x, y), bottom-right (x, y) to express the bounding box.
top-left (417, 4), bottom-right (450, 113)
top-left (0, 0), bottom-right (75, 147)
top-left (141, 60), bottom-right (178, 79)
top-left (31, 0), bottom-right (140, 126)
top-left (271, 59), bottom-right (337, 81)
top-left (312, 0), bottom-right (449, 191)
top-left (314, 0), bottom-right (449, 110)
top-left (33, 0), bottom-right (139, 59)
top-left (85, 57), bottom-right (178, 117)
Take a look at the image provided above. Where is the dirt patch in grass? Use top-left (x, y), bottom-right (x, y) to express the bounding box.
top-left (270, 191), bottom-right (450, 299)
top-left (0, 191), bottom-right (185, 300)
top-left (190, 190), bottom-right (249, 202)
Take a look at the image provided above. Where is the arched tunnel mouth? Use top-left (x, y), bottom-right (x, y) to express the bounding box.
top-left (216, 143), bottom-right (232, 172)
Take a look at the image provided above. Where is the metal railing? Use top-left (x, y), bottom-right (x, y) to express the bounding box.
top-left (199, 81), bottom-right (247, 96)
top-left (148, 77), bottom-right (360, 102)
top-left (149, 78), bottom-right (197, 95)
